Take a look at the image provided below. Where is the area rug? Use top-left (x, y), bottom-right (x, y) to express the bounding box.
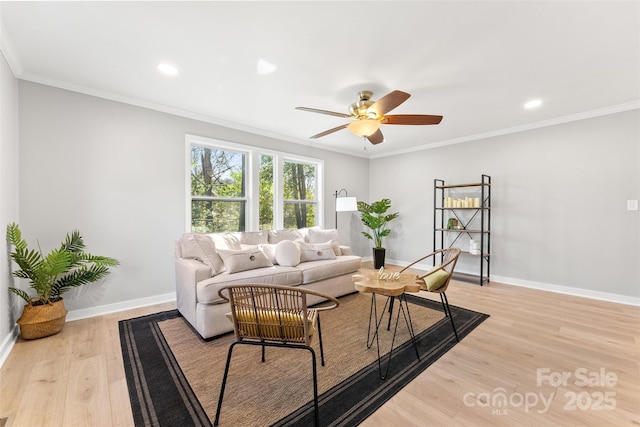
top-left (120, 292), bottom-right (488, 427)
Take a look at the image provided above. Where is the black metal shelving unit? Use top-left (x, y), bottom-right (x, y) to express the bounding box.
top-left (433, 174), bottom-right (491, 286)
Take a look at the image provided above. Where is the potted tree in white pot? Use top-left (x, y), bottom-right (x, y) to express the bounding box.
top-left (357, 198), bottom-right (399, 269)
top-left (7, 223), bottom-right (119, 339)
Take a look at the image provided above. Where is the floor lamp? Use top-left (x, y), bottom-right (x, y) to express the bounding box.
top-left (334, 189), bottom-right (358, 229)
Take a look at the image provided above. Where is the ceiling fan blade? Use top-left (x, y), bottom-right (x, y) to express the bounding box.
top-left (369, 90), bottom-right (411, 116)
top-left (295, 106), bottom-right (350, 118)
top-left (366, 129), bottom-right (384, 145)
top-left (383, 114), bottom-right (443, 125)
top-left (310, 124), bottom-right (349, 139)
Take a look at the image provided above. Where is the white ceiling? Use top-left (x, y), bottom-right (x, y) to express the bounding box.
top-left (1, 1), bottom-right (639, 158)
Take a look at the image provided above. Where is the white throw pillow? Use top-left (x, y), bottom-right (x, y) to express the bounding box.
top-left (260, 243), bottom-right (278, 264)
top-left (308, 229), bottom-right (341, 255)
top-left (181, 234), bottom-right (225, 275)
top-left (217, 247), bottom-right (273, 274)
top-left (295, 240), bottom-right (337, 262)
top-left (274, 240), bottom-right (301, 267)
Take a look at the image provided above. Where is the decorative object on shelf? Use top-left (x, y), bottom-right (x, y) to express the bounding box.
top-left (357, 198), bottom-right (399, 269)
top-left (334, 189), bottom-right (358, 229)
top-left (469, 239), bottom-right (481, 255)
top-left (377, 267), bottom-right (401, 281)
top-left (433, 175), bottom-right (491, 285)
top-left (6, 223), bottom-right (120, 339)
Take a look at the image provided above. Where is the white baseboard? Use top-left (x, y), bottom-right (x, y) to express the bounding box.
top-left (0, 292), bottom-right (177, 370)
top-left (0, 324), bottom-right (19, 369)
top-left (490, 274), bottom-right (640, 306)
top-left (380, 257), bottom-right (640, 307)
top-left (66, 292), bottom-right (177, 322)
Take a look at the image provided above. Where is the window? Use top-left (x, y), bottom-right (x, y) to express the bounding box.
top-left (283, 160), bottom-right (317, 229)
top-left (187, 135), bottom-right (323, 232)
top-left (190, 145), bottom-right (247, 233)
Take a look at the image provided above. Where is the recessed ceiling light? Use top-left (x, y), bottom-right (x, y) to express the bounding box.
top-left (257, 58), bottom-right (277, 75)
top-left (158, 63), bottom-right (178, 76)
top-left (524, 99), bottom-right (542, 109)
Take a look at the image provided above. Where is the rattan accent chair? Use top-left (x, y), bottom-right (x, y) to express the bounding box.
top-left (213, 284), bottom-right (339, 427)
top-left (399, 248), bottom-right (461, 341)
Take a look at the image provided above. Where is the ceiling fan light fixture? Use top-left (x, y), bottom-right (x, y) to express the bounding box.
top-left (347, 119), bottom-right (381, 137)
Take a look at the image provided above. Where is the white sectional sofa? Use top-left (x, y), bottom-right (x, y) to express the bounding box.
top-left (175, 228), bottom-right (362, 339)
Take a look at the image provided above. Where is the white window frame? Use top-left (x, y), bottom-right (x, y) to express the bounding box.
top-left (185, 134), bottom-right (324, 232)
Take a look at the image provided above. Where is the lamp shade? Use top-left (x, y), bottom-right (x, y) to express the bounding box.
top-left (347, 119), bottom-right (381, 137)
top-left (336, 196), bottom-right (358, 212)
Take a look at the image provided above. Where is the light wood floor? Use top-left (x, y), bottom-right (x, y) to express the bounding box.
top-left (1, 266), bottom-right (639, 426)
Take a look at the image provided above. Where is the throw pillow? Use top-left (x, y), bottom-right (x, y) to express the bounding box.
top-left (217, 247), bottom-right (273, 274)
top-left (180, 234), bottom-right (225, 275)
top-left (421, 267), bottom-right (450, 291)
top-left (225, 310), bottom-right (315, 339)
top-left (308, 229), bottom-right (341, 255)
top-left (274, 240), bottom-right (301, 267)
top-left (295, 240), bottom-right (337, 262)
top-left (260, 243), bottom-right (277, 264)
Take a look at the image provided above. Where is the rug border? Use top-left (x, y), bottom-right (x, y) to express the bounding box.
top-left (119, 294), bottom-right (489, 427)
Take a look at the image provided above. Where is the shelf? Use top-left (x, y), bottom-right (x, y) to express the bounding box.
top-left (436, 207), bottom-right (490, 210)
top-left (435, 182), bottom-right (491, 189)
top-left (434, 175), bottom-right (491, 286)
top-left (436, 228), bottom-right (489, 234)
top-left (460, 250), bottom-right (490, 257)
top-left (452, 271), bottom-right (490, 284)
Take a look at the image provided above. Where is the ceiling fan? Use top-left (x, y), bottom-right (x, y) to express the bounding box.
top-left (295, 90), bottom-right (443, 145)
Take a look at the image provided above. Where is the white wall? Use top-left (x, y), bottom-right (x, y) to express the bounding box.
top-left (17, 81), bottom-right (369, 314)
top-left (0, 51), bottom-right (20, 362)
top-left (6, 78), bottom-right (639, 361)
top-left (368, 110), bottom-right (640, 301)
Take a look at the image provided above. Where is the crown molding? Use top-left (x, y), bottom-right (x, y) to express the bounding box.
top-left (371, 100), bottom-right (640, 159)
top-left (0, 17), bottom-right (23, 77)
top-left (12, 68), bottom-right (638, 163)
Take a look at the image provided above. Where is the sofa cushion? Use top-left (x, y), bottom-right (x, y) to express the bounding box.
top-left (268, 229), bottom-right (304, 243)
top-left (218, 247), bottom-right (273, 274)
top-left (211, 232), bottom-right (241, 250)
top-left (308, 229), bottom-right (341, 256)
top-left (275, 240), bottom-right (300, 267)
top-left (239, 231), bottom-right (269, 245)
top-left (196, 266), bottom-right (302, 304)
top-left (296, 255), bottom-right (362, 284)
top-left (297, 226), bottom-right (320, 242)
top-left (180, 233), bottom-right (224, 275)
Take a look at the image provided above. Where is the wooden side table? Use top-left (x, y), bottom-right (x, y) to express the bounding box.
top-left (353, 269), bottom-right (422, 379)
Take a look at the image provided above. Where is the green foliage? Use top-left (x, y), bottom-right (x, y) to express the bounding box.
top-left (259, 155), bottom-right (274, 229)
top-left (357, 199), bottom-right (399, 248)
top-left (190, 145), bottom-right (318, 232)
top-left (6, 223), bottom-right (120, 305)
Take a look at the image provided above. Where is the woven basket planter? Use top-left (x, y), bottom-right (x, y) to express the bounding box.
top-left (17, 298), bottom-right (68, 340)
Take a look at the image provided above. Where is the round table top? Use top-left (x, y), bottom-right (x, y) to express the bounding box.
top-left (352, 268), bottom-right (421, 297)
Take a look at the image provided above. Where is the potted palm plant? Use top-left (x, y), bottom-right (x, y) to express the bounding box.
top-left (7, 223), bottom-right (119, 339)
top-left (357, 198), bottom-right (399, 269)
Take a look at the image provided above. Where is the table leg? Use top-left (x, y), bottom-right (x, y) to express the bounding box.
top-left (386, 296), bottom-right (395, 331)
top-left (366, 293), bottom-right (420, 380)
